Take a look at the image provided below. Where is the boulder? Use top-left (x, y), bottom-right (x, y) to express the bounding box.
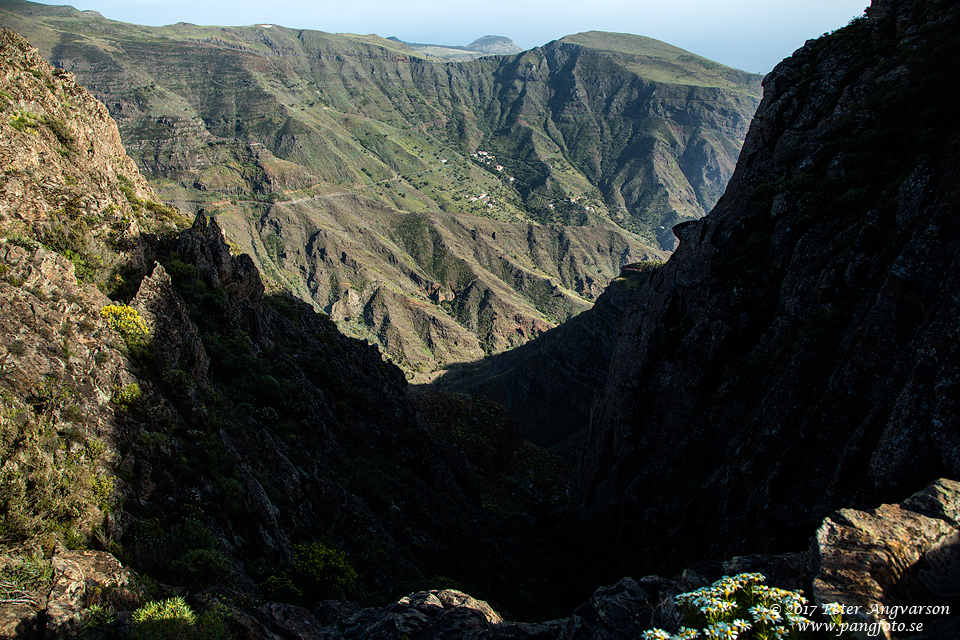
top-left (812, 478), bottom-right (960, 638)
top-left (44, 548), bottom-right (138, 638)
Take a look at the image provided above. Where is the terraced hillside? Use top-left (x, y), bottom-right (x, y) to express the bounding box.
top-left (0, 0), bottom-right (761, 374)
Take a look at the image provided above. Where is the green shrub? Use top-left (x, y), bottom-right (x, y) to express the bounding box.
top-left (8, 110), bottom-right (42, 132)
top-left (0, 393), bottom-right (104, 544)
top-left (170, 520), bottom-right (217, 552)
top-left (124, 518), bottom-right (165, 549)
top-left (64, 249), bottom-right (101, 283)
top-left (293, 542), bottom-right (358, 599)
top-left (0, 551), bottom-right (54, 598)
top-left (195, 608), bottom-right (231, 640)
top-left (5, 234), bottom-right (40, 250)
top-left (173, 549), bottom-right (234, 591)
top-left (260, 572), bottom-right (304, 602)
top-left (112, 383), bottom-right (141, 408)
top-left (43, 114), bottom-right (77, 151)
top-left (8, 340), bottom-right (26, 357)
top-left (63, 404), bottom-right (84, 423)
top-left (90, 474), bottom-right (115, 511)
top-left (86, 438), bottom-right (107, 458)
top-left (131, 597), bottom-right (197, 640)
top-left (80, 603), bottom-right (116, 640)
top-left (117, 175), bottom-right (142, 208)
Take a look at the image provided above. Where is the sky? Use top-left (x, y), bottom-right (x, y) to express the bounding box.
top-left (32, 0), bottom-right (869, 74)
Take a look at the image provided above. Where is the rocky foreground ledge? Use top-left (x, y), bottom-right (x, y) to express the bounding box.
top-left (2, 479), bottom-right (957, 639)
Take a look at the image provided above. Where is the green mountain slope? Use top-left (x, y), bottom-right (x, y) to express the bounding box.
top-left (0, 0), bottom-right (761, 375)
top-left (559, 31), bottom-right (759, 87)
top-left (220, 193), bottom-right (660, 375)
top-left (0, 1), bottom-right (761, 240)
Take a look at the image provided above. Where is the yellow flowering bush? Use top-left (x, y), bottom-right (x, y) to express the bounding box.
top-left (99, 304), bottom-right (149, 349)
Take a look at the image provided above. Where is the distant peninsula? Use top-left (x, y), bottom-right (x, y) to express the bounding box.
top-left (387, 34), bottom-right (522, 60)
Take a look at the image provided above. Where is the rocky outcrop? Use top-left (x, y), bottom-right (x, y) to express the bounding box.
top-left (704, 479), bottom-right (960, 640)
top-left (315, 590), bottom-right (504, 639)
top-left (812, 478), bottom-right (960, 639)
top-left (0, 547), bottom-right (137, 639)
top-left (130, 263), bottom-right (209, 384)
top-left (577, 0), bottom-right (960, 581)
top-left (0, 28), bottom-right (153, 230)
top-left (43, 548), bottom-right (138, 638)
top-left (302, 578), bottom-right (677, 640)
top-left (464, 36), bottom-right (522, 56)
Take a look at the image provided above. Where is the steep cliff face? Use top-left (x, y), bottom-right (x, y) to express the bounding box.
top-left (0, 27), bottom-right (182, 544)
top-left (578, 0), bottom-right (960, 578)
top-left (0, 25), bottom-right (175, 262)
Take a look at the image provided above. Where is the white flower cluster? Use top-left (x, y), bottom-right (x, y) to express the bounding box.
top-left (641, 572), bottom-right (831, 640)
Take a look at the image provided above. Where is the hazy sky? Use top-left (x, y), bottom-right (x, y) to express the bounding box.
top-left (34, 0), bottom-right (869, 74)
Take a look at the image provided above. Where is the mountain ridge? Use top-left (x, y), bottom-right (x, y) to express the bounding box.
top-left (0, 0), bottom-right (761, 376)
